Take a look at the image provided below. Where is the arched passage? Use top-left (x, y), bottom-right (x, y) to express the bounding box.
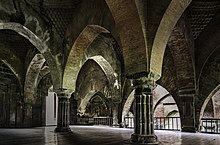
top-left (76, 56), bottom-right (119, 115)
top-left (33, 74), bottom-right (53, 127)
top-left (90, 56), bottom-right (120, 101)
top-left (195, 14), bottom-right (220, 127)
top-left (0, 44), bottom-right (23, 88)
top-left (78, 91), bottom-right (109, 116)
top-left (154, 95), bottom-right (179, 117)
top-left (122, 90), bottom-right (135, 123)
top-left (37, 66), bottom-right (50, 87)
top-left (86, 93), bottom-right (110, 117)
top-left (121, 84), bottom-right (171, 118)
top-left (153, 85), bottom-right (180, 130)
top-left (196, 43), bottom-right (220, 130)
top-left (121, 84), bottom-right (181, 129)
top-left (24, 54), bottom-right (45, 103)
top-left (150, 0), bottom-right (192, 76)
top-left (0, 22), bottom-right (61, 90)
top-left (63, 25), bottom-right (110, 92)
top-left (198, 85), bottom-right (220, 133)
top-left (199, 85), bottom-right (220, 121)
top-left (153, 94), bottom-right (170, 111)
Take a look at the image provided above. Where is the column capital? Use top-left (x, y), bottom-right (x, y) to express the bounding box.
top-left (54, 88), bottom-right (71, 98)
top-left (131, 73), bottom-right (156, 92)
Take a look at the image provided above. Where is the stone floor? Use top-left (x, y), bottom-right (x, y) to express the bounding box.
top-left (0, 126), bottom-right (220, 145)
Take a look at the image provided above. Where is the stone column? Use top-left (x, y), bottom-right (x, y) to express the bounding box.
top-left (179, 88), bottom-right (196, 132)
top-left (23, 103), bottom-right (32, 127)
top-left (55, 89), bottom-right (71, 132)
top-left (112, 103), bottom-right (119, 127)
top-left (131, 77), bottom-right (158, 144)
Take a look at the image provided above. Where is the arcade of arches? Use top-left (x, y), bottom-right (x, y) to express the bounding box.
top-left (1, 0), bottom-right (220, 144)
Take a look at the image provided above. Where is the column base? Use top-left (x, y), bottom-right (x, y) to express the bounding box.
top-left (131, 133), bottom-right (158, 144)
top-left (55, 126), bottom-right (71, 132)
top-left (112, 123), bottom-right (120, 128)
top-left (181, 126), bottom-right (196, 133)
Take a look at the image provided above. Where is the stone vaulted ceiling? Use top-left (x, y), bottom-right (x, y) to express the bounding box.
top-left (187, 0), bottom-right (220, 39)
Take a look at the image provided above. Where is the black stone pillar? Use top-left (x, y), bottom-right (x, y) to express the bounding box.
top-left (55, 90), bottom-right (71, 132)
top-left (179, 88), bottom-right (196, 132)
top-left (131, 80), bottom-right (158, 144)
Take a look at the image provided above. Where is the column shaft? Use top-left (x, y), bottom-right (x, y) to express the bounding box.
top-left (179, 88), bottom-right (196, 132)
top-left (131, 86), bottom-right (158, 144)
top-left (112, 103), bottom-right (119, 127)
top-left (55, 91), bottom-right (71, 132)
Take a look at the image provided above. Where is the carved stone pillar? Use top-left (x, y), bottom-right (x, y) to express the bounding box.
top-left (130, 77), bottom-right (158, 144)
top-left (55, 89), bottom-right (71, 132)
top-left (179, 88), bottom-right (196, 132)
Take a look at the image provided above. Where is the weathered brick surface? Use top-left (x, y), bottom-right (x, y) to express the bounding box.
top-left (158, 47), bottom-right (179, 105)
top-left (168, 15), bottom-right (195, 89)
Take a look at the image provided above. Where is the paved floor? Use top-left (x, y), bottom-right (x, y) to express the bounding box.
top-left (0, 126), bottom-right (220, 145)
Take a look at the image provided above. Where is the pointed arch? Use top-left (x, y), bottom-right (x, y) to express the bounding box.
top-left (37, 66), bottom-right (50, 87)
top-left (0, 22), bottom-right (61, 89)
top-left (24, 54), bottom-right (45, 103)
top-left (76, 55), bottom-right (119, 101)
top-left (199, 85), bottom-right (220, 121)
top-left (150, 0), bottom-right (192, 76)
top-left (89, 56), bottom-right (116, 86)
top-left (153, 94), bottom-right (171, 111)
top-left (78, 90), bottom-right (107, 116)
top-left (63, 25), bottom-right (110, 92)
top-left (122, 90), bottom-right (135, 122)
top-left (105, 0), bottom-right (147, 76)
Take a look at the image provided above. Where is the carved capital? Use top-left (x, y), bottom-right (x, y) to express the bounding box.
top-left (54, 88), bottom-right (71, 98)
top-left (131, 72), bottom-right (157, 91)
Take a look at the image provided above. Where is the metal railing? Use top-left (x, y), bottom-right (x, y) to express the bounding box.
top-left (200, 118), bottom-right (220, 134)
top-left (124, 116), bottom-right (181, 131)
top-left (77, 117), bottom-right (94, 125)
top-left (76, 116), bottom-right (220, 134)
top-left (76, 117), bottom-right (113, 126)
top-left (124, 116), bottom-right (134, 128)
top-left (154, 117), bottom-right (181, 130)
top-left (93, 117), bottom-right (113, 126)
